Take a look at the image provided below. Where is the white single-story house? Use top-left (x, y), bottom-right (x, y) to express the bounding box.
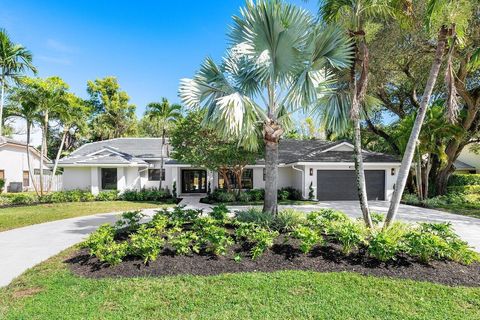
top-left (0, 136), bottom-right (50, 193)
top-left (454, 144), bottom-right (480, 174)
top-left (58, 138), bottom-right (401, 201)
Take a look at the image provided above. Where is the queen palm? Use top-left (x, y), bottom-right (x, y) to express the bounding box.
top-left (318, 0), bottom-right (395, 228)
top-left (180, 0), bottom-right (352, 214)
top-left (0, 29), bottom-right (36, 136)
top-left (145, 98), bottom-right (182, 189)
top-left (384, 0), bottom-right (474, 227)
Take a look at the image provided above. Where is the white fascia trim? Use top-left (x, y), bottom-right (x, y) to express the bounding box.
top-left (294, 162), bottom-right (401, 166)
top-left (58, 163), bottom-right (148, 168)
top-left (320, 141), bottom-right (355, 152)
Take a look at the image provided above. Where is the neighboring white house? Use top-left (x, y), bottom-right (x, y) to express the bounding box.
top-left (0, 136), bottom-right (50, 193)
top-left (454, 144), bottom-right (480, 174)
top-left (58, 138), bottom-right (401, 201)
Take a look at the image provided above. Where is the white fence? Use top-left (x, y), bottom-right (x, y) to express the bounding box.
top-left (32, 174), bottom-right (63, 192)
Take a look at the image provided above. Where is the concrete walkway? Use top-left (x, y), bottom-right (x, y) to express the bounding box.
top-left (1, 197), bottom-right (479, 287)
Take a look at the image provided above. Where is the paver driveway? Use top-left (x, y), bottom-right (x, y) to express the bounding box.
top-left (1, 198), bottom-right (479, 287)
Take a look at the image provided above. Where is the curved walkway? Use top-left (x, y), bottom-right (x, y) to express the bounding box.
top-left (1, 198), bottom-right (479, 287)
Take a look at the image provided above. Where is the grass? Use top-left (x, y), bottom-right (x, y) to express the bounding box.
top-left (1, 248), bottom-right (480, 320)
top-left (0, 201), bottom-right (170, 232)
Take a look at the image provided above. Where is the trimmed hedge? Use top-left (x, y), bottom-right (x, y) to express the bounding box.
top-left (203, 187), bottom-right (304, 204)
top-left (448, 174), bottom-right (480, 186)
top-left (447, 185), bottom-right (480, 194)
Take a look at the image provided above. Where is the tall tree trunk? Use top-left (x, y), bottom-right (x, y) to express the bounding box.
top-left (26, 122), bottom-right (39, 196)
top-left (159, 127), bottom-right (165, 190)
top-left (40, 110), bottom-right (49, 196)
top-left (385, 26), bottom-right (448, 228)
top-left (219, 167), bottom-right (231, 193)
top-left (0, 78), bottom-right (5, 137)
top-left (48, 128), bottom-right (67, 192)
top-left (234, 166), bottom-right (244, 196)
top-left (263, 139), bottom-right (278, 215)
top-left (415, 147), bottom-right (423, 200)
top-left (423, 155), bottom-right (432, 199)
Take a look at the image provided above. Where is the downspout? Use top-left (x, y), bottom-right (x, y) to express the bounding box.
top-left (291, 164), bottom-right (305, 200)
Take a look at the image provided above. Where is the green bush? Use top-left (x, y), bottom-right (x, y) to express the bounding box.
top-left (129, 224), bottom-right (165, 264)
top-left (198, 224), bottom-right (233, 255)
top-left (306, 209), bottom-right (349, 233)
top-left (235, 208), bottom-right (274, 228)
top-left (404, 230), bottom-right (450, 263)
top-left (447, 185), bottom-right (480, 194)
top-left (370, 213), bottom-right (385, 225)
top-left (272, 209), bottom-right (305, 232)
top-left (246, 189), bottom-right (264, 201)
top-left (448, 174), bottom-right (480, 186)
top-left (167, 228), bottom-right (200, 255)
top-left (115, 210), bottom-right (145, 233)
top-left (402, 193), bottom-right (421, 206)
top-left (277, 189), bottom-right (289, 201)
top-left (120, 188), bottom-right (172, 202)
top-left (8, 193), bottom-right (37, 205)
top-left (83, 224), bottom-right (128, 266)
top-left (279, 187), bottom-right (302, 200)
top-left (236, 192), bottom-right (251, 203)
top-left (217, 191), bottom-right (236, 203)
top-left (209, 204), bottom-right (229, 221)
top-left (292, 225), bottom-right (323, 254)
top-left (308, 182), bottom-right (314, 200)
top-left (328, 220), bottom-right (366, 254)
top-left (96, 190), bottom-right (119, 201)
top-left (367, 222), bottom-right (410, 262)
top-left (0, 178), bottom-right (5, 192)
top-left (235, 223), bottom-right (278, 259)
top-left (163, 206), bottom-right (202, 225)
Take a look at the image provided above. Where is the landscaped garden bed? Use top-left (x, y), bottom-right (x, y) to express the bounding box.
top-left (68, 206), bottom-right (480, 287)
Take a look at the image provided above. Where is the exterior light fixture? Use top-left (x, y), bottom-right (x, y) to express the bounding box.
top-left (309, 168), bottom-right (313, 176)
top-left (391, 168), bottom-right (395, 176)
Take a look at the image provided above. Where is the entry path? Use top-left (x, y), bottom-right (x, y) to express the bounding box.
top-left (0, 207), bottom-right (161, 287)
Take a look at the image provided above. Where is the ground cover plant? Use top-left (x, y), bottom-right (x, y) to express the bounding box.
top-left (73, 206), bottom-right (480, 286)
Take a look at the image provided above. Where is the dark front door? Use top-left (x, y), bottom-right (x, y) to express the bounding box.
top-left (181, 170), bottom-right (207, 193)
top-left (101, 168), bottom-right (118, 190)
top-left (317, 170), bottom-right (385, 201)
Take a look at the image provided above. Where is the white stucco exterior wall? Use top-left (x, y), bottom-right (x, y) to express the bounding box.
top-left (62, 167), bottom-right (91, 191)
top-left (457, 145), bottom-right (480, 173)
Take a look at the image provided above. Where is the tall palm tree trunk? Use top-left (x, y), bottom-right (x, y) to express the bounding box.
top-left (384, 26), bottom-right (448, 228)
top-left (0, 78), bottom-right (5, 137)
top-left (263, 139), bottom-right (278, 215)
top-left (26, 122), bottom-right (39, 196)
top-left (48, 128), bottom-right (67, 192)
top-left (159, 127), bottom-right (165, 190)
top-left (415, 147), bottom-right (423, 200)
top-left (39, 110), bottom-right (48, 196)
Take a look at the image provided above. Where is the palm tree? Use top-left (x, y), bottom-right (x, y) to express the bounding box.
top-left (0, 29), bottom-right (36, 136)
top-left (144, 98), bottom-right (182, 189)
top-left (384, 0), bottom-right (474, 227)
top-left (319, 0), bottom-right (394, 228)
top-left (180, 0), bottom-right (352, 214)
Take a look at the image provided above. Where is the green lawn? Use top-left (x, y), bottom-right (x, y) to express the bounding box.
top-left (1, 248), bottom-right (479, 320)
top-left (0, 201), bottom-right (170, 232)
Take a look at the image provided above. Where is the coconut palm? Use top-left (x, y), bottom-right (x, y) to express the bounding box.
top-left (144, 98), bottom-right (182, 189)
top-left (384, 0), bottom-right (474, 227)
top-left (0, 29), bottom-right (36, 136)
top-left (179, 0), bottom-right (352, 214)
top-left (318, 0), bottom-right (395, 228)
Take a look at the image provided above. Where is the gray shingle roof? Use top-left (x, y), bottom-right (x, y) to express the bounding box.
top-left (453, 160), bottom-right (476, 170)
top-left (59, 137), bottom-right (400, 166)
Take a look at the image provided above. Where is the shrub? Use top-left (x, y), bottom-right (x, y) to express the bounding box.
top-left (306, 209), bottom-right (349, 233)
top-left (279, 187), bottom-right (302, 200)
top-left (120, 188), bottom-right (172, 202)
top-left (292, 226), bottom-right (323, 254)
top-left (272, 209), bottom-right (305, 232)
top-left (448, 174), bottom-right (480, 186)
top-left (367, 223), bottom-right (410, 262)
top-left (217, 191), bottom-right (236, 203)
top-left (402, 193), bottom-right (421, 206)
top-left (163, 206), bottom-right (202, 225)
top-left (198, 224), bottom-right (233, 255)
top-left (308, 182), bottom-right (314, 200)
top-left (210, 204), bottom-right (229, 221)
top-left (96, 190), bottom-right (119, 201)
top-left (235, 223), bottom-right (278, 259)
top-left (246, 189), bottom-right (264, 201)
top-left (8, 193), bottom-right (37, 205)
top-left (115, 210), bottom-right (145, 233)
top-left (277, 189), bottom-right (289, 201)
top-left (236, 192), bottom-right (250, 203)
top-left (0, 178), bottom-right (5, 192)
top-left (328, 220), bottom-right (366, 254)
top-left (403, 230), bottom-right (450, 263)
top-left (168, 229), bottom-right (200, 255)
top-left (172, 181), bottom-right (177, 199)
top-left (83, 224), bottom-right (128, 265)
top-left (370, 213), bottom-right (385, 225)
top-left (129, 224), bottom-right (165, 264)
top-left (235, 208), bottom-right (274, 228)
top-left (447, 185), bottom-right (480, 194)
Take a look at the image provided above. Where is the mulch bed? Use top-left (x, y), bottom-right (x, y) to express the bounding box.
top-left (66, 238), bottom-right (480, 287)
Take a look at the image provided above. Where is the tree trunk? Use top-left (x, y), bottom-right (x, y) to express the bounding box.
top-left (415, 148), bottom-right (423, 200)
top-left (234, 166), bottom-right (244, 195)
top-left (26, 122), bottom-right (39, 196)
top-left (219, 167), bottom-right (231, 193)
top-left (385, 26), bottom-right (448, 228)
top-left (159, 127), bottom-right (165, 190)
top-left (40, 110), bottom-right (49, 196)
top-left (48, 128), bottom-right (67, 192)
top-left (263, 139), bottom-right (278, 215)
top-left (423, 155), bottom-right (432, 199)
top-left (0, 78), bottom-right (4, 137)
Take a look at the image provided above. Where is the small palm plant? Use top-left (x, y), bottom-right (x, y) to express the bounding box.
top-left (180, 0), bottom-right (352, 215)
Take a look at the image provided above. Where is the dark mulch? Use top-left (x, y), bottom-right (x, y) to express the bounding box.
top-left (66, 238), bottom-right (480, 287)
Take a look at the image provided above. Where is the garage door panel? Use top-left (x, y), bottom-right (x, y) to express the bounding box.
top-left (317, 170), bottom-right (385, 201)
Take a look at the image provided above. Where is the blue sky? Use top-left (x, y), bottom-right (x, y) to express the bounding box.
top-left (1, 0), bottom-right (317, 118)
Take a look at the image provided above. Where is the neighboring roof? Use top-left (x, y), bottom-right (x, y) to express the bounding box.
top-left (0, 136), bottom-right (50, 161)
top-left (257, 139), bottom-right (400, 164)
top-left (59, 137), bottom-right (400, 167)
top-left (453, 160), bottom-right (476, 170)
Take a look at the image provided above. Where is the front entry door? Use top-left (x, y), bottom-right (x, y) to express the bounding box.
top-left (181, 170), bottom-right (207, 193)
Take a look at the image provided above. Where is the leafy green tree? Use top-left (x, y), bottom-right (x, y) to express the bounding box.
top-left (385, 0), bottom-right (475, 227)
top-left (144, 98), bottom-right (182, 189)
top-left (87, 76), bottom-right (137, 141)
top-left (0, 28), bottom-right (36, 136)
top-left (180, 0), bottom-right (352, 214)
top-left (170, 110), bottom-right (259, 193)
top-left (318, 0), bottom-right (395, 228)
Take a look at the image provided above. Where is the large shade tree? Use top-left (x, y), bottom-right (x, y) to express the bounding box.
top-left (0, 28), bottom-right (36, 136)
top-left (180, 0), bottom-right (352, 214)
top-left (144, 98), bottom-right (182, 189)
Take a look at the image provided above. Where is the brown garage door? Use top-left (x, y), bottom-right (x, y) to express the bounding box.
top-left (316, 170), bottom-right (385, 201)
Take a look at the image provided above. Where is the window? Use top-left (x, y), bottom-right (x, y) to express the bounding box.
top-left (34, 169), bottom-right (51, 175)
top-left (148, 169), bottom-right (165, 181)
top-left (101, 168), bottom-right (117, 190)
top-left (23, 171), bottom-right (29, 187)
top-left (218, 169), bottom-right (253, 190)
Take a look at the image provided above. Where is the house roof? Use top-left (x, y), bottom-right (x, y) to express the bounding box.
top-left (453, 160), bottom-right (476, 170)
top-left (0, 136), bottom-right (50, 161)
top-left (59, 137), bottom-right (399, 167)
